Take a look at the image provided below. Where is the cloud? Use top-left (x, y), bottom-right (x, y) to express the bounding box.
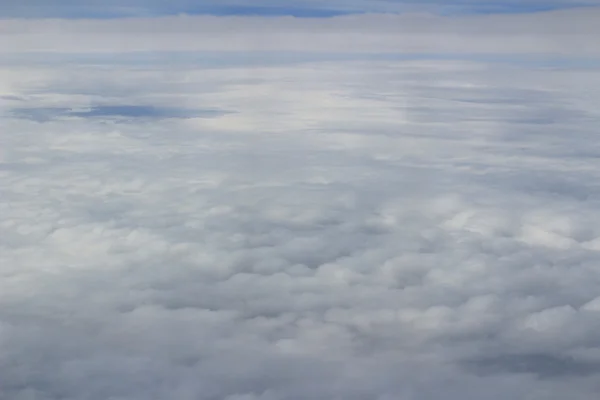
top-left (2, 55), bottom-right (600, 398)
top-left (1, 8), bottom-right (600, 56)
top-left (9, 105), bottom-right (229, 122)
top-left (2, 0), bottom-right (600, 18)
top-left (461, 353), bottom-right (600, 378)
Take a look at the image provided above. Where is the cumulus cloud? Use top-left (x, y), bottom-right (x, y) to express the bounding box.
top-left (2, 55), bottom-right (600, 400)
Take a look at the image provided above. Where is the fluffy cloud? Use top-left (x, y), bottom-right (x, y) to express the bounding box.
top-left (2, 56), bottom-right (600, 399)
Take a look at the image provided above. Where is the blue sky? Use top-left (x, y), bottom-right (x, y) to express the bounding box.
top-left (2, 0), bottom-right (599, 18)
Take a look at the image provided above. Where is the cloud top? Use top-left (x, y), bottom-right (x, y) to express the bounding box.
top-left (2, 56), bottom-right (600, 399)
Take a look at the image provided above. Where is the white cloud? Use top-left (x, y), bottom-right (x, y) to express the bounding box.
top-left (2, 56), bottom-right (600, 399)
top-left (1, 8), bottom-right (600, 55)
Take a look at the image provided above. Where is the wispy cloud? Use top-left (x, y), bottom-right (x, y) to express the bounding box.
top-left (3, 0), bottom-right (600, 18)
top-left (1, 8), bottom-right (600, 57)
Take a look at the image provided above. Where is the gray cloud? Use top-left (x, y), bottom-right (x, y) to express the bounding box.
top-left (2, 57), bottom-right (600, 399)
top-left (462, 353), bottom-right (600, 378)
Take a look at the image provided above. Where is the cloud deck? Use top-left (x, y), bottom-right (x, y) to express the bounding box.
top-left (1, 56), bottom-right (600, 399)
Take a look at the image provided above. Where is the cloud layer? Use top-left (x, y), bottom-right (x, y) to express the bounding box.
top-left (2, 8), bottom-right (600, 56)
top-left (2, 55), bottom-right (600, 399)
top-left (3, 0), bottom-right (600, 18)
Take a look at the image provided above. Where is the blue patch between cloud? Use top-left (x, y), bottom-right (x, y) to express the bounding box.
top-left (177, 5), bottom-right (351, 17)
top-left (11, 105), bottom-right (228, 122)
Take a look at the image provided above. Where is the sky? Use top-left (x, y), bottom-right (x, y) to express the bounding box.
top-left (2, 0), bottom-right (600, 17)
top-left (2, 6), bottom-right (600, 56)
top-left (2, 2), bottom-right (600, 400)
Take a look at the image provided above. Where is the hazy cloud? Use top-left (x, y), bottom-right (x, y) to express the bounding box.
top-left (1, 8), bottom-right (600, 55)
top-left (9, 105), bottom-right (228, 122)
top-left (3, 0), bottom-right (600, 18)
top-left (462, 353), bottom-right (600, 378)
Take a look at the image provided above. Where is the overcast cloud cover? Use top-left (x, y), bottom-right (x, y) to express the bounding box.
top-left (2, 2), bottom-right (600, 400)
